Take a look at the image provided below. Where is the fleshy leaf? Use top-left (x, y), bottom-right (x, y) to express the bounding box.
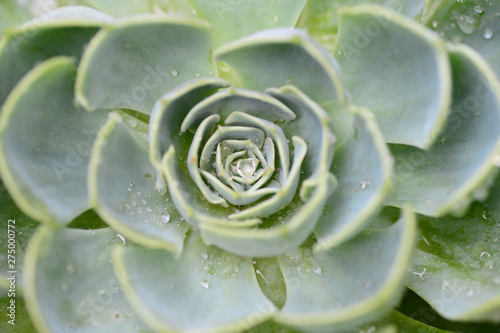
top-left (75, 15), bottom-right (216, 113)
top-left (314, 106), bottom-right (393, 251)
top-left (275, 207), bottom-right (416, 332)
top-left (266, 85), bottom-right (336, 200)
top-left (359, 310), bottom-right (454, 333)
top-left (89, 111), bottom-right (189, 255)
top-left (334, 5), bottom-right (451, 148)
top-left (200, 173), bottom-right (338, 257)
top-left (428, 0), bottom-right (500, 77)
top-left (83, 0), bottom-right (193, 17)
top-left (0, 0), bottom-right (42, 35)
top-left (113, 231), bottom-right (278, 332)
top-left (216, 28), bottom-right (346, 105)
top-left (0, 6), bottom-right (113, 105)
top-left (149, 77), bottom-right (230, 172)
top-left (180, 87), bottom-right (296, 132)
top-left (406, 202), bottom-right (500, 321)
top-left (188, 0), bottom-right (307, 47)
top-left (297, 0), bottom-right (426, 52)
top-left (23, 227), bottom-right (151, 333)
top-left (0, 57), bottom-right (110, 225)
top-left (0, 180), bottom-right (38, 293)
top-left (388, 43), bottom-right (500, 217)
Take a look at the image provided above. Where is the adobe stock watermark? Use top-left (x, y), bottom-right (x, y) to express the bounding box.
top-left (5, 219), bottom-right (17, 326)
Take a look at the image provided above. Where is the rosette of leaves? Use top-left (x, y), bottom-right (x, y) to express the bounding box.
top-left (1, 0), bottom-right (500, 333)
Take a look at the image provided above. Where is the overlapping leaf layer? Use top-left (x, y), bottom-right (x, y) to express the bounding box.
top-left (1, 0), bottom-right (500, 332)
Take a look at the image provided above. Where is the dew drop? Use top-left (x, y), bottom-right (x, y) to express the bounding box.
top-left (200, 280), bottom-right (209, 289)
top-left (171, 70), bottom-right (178, 77)
top-left (313, 267), bottom-right (322, 276)
top-left (201, 253), bottom-right (208, 260)
top-left (195, 73), bottom-right (201, 78)
top-left (483, 28), bottom-right (494, 39)
top-left (99, 289), bottom-right (105, 295)
top-left (141, 200), bottom-right (147, 206)
top-left (156, 187), bottom-right (167, 196)
top-left (128, 119), bottom-right (137, 128)
top-left (161, 213), bottom-right (171, 223)
top-left (66, 263), bottom-right (75, 275)
top-left (474, 5), bottom-right (484, 13)
top-left (273, 16), bottom-right (279, 22)
top-left (360, 180), bottom-right (370, 190)
top-left (117, 234), bottom-right (126, 245)
top-left (363, 279), bottom-right (373, 288)
top-left (432, 20), bottom-right (439, 28)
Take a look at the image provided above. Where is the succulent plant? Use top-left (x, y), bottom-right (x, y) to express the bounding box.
top-left (1, 0), bottom-right (500, 332)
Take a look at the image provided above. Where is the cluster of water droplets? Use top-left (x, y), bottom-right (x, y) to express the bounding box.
top-left (116, 181), bottom-right (180, 229)
top-left (431, 0), bottom-right (497, 42)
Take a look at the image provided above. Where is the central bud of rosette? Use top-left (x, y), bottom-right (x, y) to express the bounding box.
top-left (187, 110), bottom-right (292, 208)
top-left (151, 79), bottom-right (337, 256)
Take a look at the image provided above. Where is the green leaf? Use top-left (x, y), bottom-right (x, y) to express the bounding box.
top-left (0, 297), bottom-right (37, 332)
top-left (334, 5), bottom-right (451, 148)
top-left (0, 57), bottom-right (110, 225)
top-left (75, 15), bottom-right (216, 114)
top-left (266, 85), bottom-right (336, 200)
top-left (427, 0), bottom-right (500, 77)
top-left (23, 227), bottom-right (151, 333)
top-left (275, 207), bottom-right (416, 332)
top-left (297, 0), bottom-right (426, 52)
top-left (113, 231), bottom-right (278, 332)
top-left (89, 111), bottom-right (189, 255)
top-left (0, 0), bottom-right (37, 36)
top-left (360, 310), bottom-right (454, 333)
top-left (199, 173), bottom-right (338, 257)
top-left (0, 180), bottom-right (38, 293)
top-left (0, 6), bottom-right (113, 105)
top-left (149, 77), bottom-right (230, 174)
top-left (216, 28), bottom-right (347, 105)
top-left (314, 106), bottom-right (393, 251)
top-left (188, 0), bottom-right (307, 47)
top-left (82, 0), bottom-right (193, 17)
top-left (388, 43), bottom-right (500, 217)
top-left (406, 202), bottom-right (500, 322)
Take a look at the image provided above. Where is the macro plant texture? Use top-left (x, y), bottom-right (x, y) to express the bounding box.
top-left (1, 0), bottom-right (500, 332)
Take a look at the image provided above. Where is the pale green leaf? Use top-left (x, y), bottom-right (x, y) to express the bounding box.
top-left (188, 0), bottom-right (307, 47)
top-left (23, 227), bottom-right (151, 333)
top-left (297, 0), bottom-right (425, 52)
top-left (314, 106), bottom-right (393, 251)
top-left (113, 231), bottom-right (278, 332)
top-left (216, 28), bottom-right (346, 105)
top-left (0, 6), bottom-right (112, 105)
top-left (388, 43), bottom-right (500, 217)
top-left (427, 0), bottom-right (500, 77)
top-left (275, 207), bottom-right (416, 332)
top-left (0, 57), bottom-right (110, 225)
top-left (75, 15), bottom-right (216, 113)
top-left (334, 5), bottom-right (451, 148)
top-left (89, 111), bottom-right (189, 255)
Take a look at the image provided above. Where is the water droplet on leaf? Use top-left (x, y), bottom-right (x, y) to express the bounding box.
top-left (483, 28), bottom-right (494, 39)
